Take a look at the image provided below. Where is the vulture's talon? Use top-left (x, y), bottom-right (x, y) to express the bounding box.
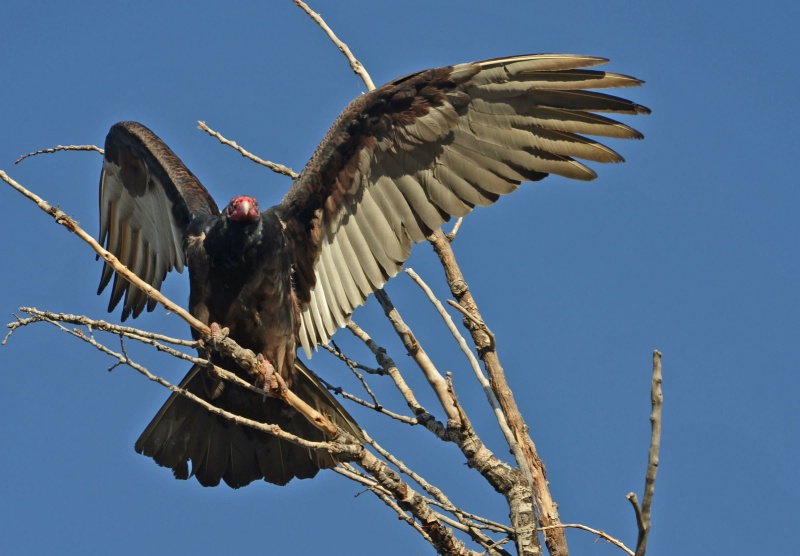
top-left (254, 354), bottom-right (285, 397)
top-left (206, 322), bottom-right (229, 350)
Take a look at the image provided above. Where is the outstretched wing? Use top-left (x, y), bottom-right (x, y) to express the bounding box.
top-left (277, 54), bottom-right (650, 355)
top-left (98, 121), bottom-right (219, 320)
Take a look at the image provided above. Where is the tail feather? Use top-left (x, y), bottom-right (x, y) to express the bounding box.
top-left (135, 362), bottom-right (361, 488)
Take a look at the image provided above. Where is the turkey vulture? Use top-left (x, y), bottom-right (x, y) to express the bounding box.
top-left (97, 54), bottom-right (649, 488)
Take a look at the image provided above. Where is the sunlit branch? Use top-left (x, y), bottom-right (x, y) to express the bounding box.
top-left (373, 289), bottom-right (461, 424)
top-left (15, 144), bottom-right (104, 164)
top-left (345, 320), bottom-right (446, 436)
top-left (367, 434), bottom-right (512, 555)
top-left (404, 268), bottom-right (524, 475)
top-left (628, 350), bottom-right (663, 556)
top-left (538, 524), bottom-right (634, 556)
top-left (197, 121), bottom-right (299, 178)
top-left (292, 0), bottom-right (375, 91)
top-left (427, 228), bottom-right (550, 556)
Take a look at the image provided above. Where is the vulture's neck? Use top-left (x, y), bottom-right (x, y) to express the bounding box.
top-left (205, 214), bottom-right (265, 268)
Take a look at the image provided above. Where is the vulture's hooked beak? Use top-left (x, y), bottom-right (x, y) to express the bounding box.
top-left (226, 196), bottom-right (260, 222)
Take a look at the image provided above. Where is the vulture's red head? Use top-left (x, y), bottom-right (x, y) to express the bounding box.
top-left (224, 196), bottom-right (260, 222)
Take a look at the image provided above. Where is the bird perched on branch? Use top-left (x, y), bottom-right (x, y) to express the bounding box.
top-left (97, 54), bottom-right (650, 488)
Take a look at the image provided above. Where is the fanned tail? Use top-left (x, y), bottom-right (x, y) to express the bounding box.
top-left (135, 362), bottom-right (361, 488)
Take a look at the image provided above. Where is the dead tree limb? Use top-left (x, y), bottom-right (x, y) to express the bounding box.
top-left (628, 350), bottom-right (663, 556)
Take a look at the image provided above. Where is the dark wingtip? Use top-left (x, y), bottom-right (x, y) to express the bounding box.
top-left (131, 302), bottom-right (145, 320)
top-left (173, 462), bottom-right (189, 481)
top-left (97, 265), bottom-right (113, 296)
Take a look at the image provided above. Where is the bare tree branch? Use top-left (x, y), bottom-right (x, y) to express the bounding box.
top-left (197, 121), bottom-right (299, 178)
top-left (404, 267), bottom-right (525, 479)
top-left (6, 305), bottom-right (483, 555)
top-left (345, 309), bottom-right (539, 556)
top-left (4, 308), bottom-right (196, 348)
top-left (538, 524), bottom-right (634, 556)
top-left (15, 144), bottom-right (103, 164)
top-left (346, 320), bottom-right (447, 437)
top-left (373, 289), bottom-right (461, 424)
top-left (292, 0), bottom-right (376, 91)
top-left (427, 228), bottom-right (558, 556)
top-left (628, 350), bottom-right (663, 556)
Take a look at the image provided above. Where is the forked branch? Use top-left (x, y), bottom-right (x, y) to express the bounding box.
top-left (627, 350), bottom-right (663, 556)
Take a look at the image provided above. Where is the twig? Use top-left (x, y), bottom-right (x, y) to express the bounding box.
top-left (323, 343), bottom-right (381, 405)
top-left (446, 217), bottom-right (464, 241)
top-left (627, 493), bottom-right (645, 542)
top-left (334, 465), bottom-right (435, 543)
top-left (197, 121), bottom-right (299, 178)
top-left (8, 309), bottom-right (206, 370)
top-left (346, 320), bottom-right (445, 436)
top-left (628, 350), bottom-right (663, 556)
top-left (538, 524), bottom-right (635, 556)
top-left (321, 343), bottom-right (384, 375)
top-left (374, 289), bottom-right (460, 424)
top-left (5, 309), bottom-right (197, 347)
top-left (15, 144), bottom-right (103, 164)
top-left (292, 0), bottom-right (376, 91)
top-left (316, 373), bottom-right (417, 425)
top-left (319, 344), bottom-right (418, 425)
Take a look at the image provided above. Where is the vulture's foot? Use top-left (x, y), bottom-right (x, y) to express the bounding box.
top-left (198, 322), bottom-right (230, 357)
top-left (207, 322), bottom-right (229, 349)
top-left (254, 354), bottom-right (286, 400)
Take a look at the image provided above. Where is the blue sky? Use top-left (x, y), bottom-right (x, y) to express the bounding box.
top-left (1, 1), bottom-right (798, 555)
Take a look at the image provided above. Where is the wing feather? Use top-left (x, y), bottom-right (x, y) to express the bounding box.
top-left (279, 54), bottom-right (649, 347)
top-left (342, 213), bottom-right (387, 289)
top-left (317, 236), bottom-right (351, 323)
top-left (98, 121), bottom-right (219, 320)
top-left (326, 229), bottom-right (367, 309)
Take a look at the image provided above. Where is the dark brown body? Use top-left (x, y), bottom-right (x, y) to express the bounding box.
top-left (135, 209), bottom-right (360, 488)
top-left (189, 209), bottom-right (298, 381)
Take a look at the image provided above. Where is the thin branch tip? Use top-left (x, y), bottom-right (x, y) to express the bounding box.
top-left (197, 120), bottom-right (298, 177)
top-left (15, 144), bottom-right (104, 164)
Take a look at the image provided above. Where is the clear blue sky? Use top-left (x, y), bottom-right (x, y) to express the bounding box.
top-left (2, 1), bottom-right (798, 555)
